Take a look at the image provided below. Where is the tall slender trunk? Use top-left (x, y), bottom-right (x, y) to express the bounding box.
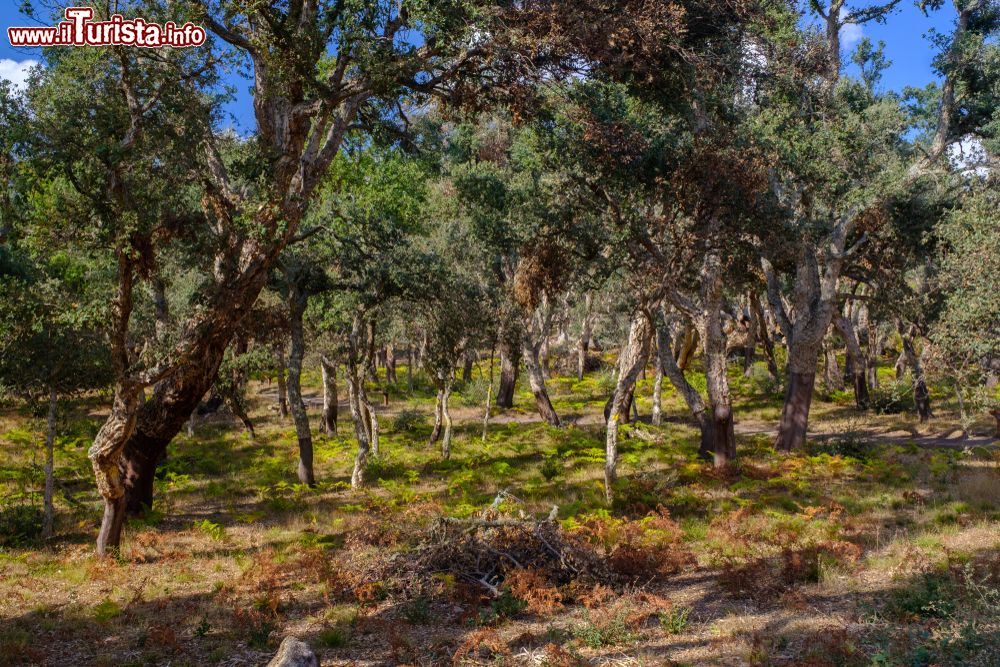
top-left (605, 310), bottom-right (651, 502)
top-left (822, 334), bottom-right (844, 392)
top-left (276, 349), bottom-right (289, 420)
top-left (286, 284), bottom-right (315, 486)
top-left (186, 412), bottom-right (195, 437)
top-left (429, 382), bottom-right (444, 445)
top-left (658, 319), bottom-right (714, 460)
top-left (693, 246), bottom-right (736, 468)
top-left (482, 345), bottom-right (495, 442)
top-left (898, 323), bottom-right (932, 422)
top-left (406, 346), bottom-right (414, 392)
top-left (651, 359), bottom-right (663, 426)
top-left (577, 292), bottom-right (593, 381)
top-left (321, 355), bottom-right (338, 435)
top-left (742, 302), bottom-right (758, 377)
top-left (43, 387), bottom-right (57, 539)
top-left (441, 379), bottom-right (454, 460)
top-left (523, 336), bottom-right (560, 427)
top-left (347, 365), bottom-right (370, 488)
top-left (358, 386), bottom-right (380, 458)
top-left (750, 294), bottom-right (779, 381)
top-left (834, 314), bottom-right (870, 409)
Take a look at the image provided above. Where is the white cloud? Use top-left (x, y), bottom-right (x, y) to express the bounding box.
top-left (838, 8), bottom-right (863, 48)
top-left (0, 58), bottom-right (39, 91)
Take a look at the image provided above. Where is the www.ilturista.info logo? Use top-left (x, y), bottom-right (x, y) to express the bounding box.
top-left (8, 7), bottom-right (206, 48)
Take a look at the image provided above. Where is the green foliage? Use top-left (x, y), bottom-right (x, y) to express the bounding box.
top-left (658, 606), bottom-right (692, 635)
top-left (193, 519), bottom-right (226, 542)
top-left (0, 502), bottom-right (43, 546)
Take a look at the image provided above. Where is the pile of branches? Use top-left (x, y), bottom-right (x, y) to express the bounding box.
top-left (399, 492), bottom-right (611, 597)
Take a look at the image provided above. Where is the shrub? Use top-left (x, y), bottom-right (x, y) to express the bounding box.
top-left (573, 602), bottom-right (639, 648)
top-left (0, 503), bottom-right (43, 547)
top-left (390, 409), bottom-right (426, 433)
top-left (658, 605), bottom-right (691, 635)
top-left (316, 626), bottom-right (349, 648)
top-left (458, 376), bottom-right (491, 407)
top-left (871, 380), bottom-right (911, 414)
top-left (540, 457), bottom-right (562, 481)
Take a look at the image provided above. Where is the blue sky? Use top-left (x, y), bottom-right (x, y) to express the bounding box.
top-left (0, 1), bottom-right (958, 133)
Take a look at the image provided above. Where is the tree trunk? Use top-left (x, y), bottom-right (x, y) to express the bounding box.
top-left (651, 357), bottom-right (663, 426)
top-left (605, 310), bottom-right (651, 502)
top-left (90, 387), bottom-right (141, 555)
top-left (347, 367), bottom-right (370, 488)
top-left (43, 387), bottom-right (57, 539)
top-left (822, 334), bottom-right (844, 392)
top-left (694, 248), bottom-right (736, 468)
top-left (462, 347), bottom-right (475, 383)
top-left (899, 323), bottom-right (932, 422)
top-left (742, 302), bottom-right (758, 377)
top-left (497, 343), bottom-right (518, 408)
top-left (276, 349), bottom-right (289, 420)
top-left (186, 412), bottom-right (195, 437)
top-left (658, 319), bottom-right (714, 460)
top-left (429, 383), bottom-right (444, 445)
top-left (674, 324), bottom-right (698, 371)
top-left (483, 346), bottom-right (495, 442)
top-left (385, 345), bottom-right (397, 384)
top-left (523, 336), bottom-right (560, 427)
top-left (834, 314), bottom-right (870, 409)
top-left (321, 355), bottom-right (338, 435)
top-left (775, 369), bottom-right (816, 453)
top-left (406, 345), bottom-right (414, 392)
top-left (750, 294), bottom-right (779, 381)
top-left (577, 292), bottom-right (593, 381)
top-left (359, 386), bottom-right (380, 458)
top-left (442, 379), bottom-right (454, 460)
top-left (286, 285), bottom-right (315, 486)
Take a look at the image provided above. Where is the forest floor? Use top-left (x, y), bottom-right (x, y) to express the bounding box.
top-left (1, 355), bottom-right (999, 667)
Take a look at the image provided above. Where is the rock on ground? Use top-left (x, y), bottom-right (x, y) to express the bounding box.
top-left (266, 636), bottom-right (318, 667)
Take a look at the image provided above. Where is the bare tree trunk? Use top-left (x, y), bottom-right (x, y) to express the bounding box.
top-left (358, 385), bottom-right (379, 457)
top-left (321, 355), bottom-right (338, 435)
top-left (406, 345), bottom-right (414, 392)
top-left (385, 345), bottom-right (397, 384)
top-left (658, 317), bottom-right (714, 460)
top-left (90, 387), bottom-right (140, 556)
top-left (743, 301), bottom-right (758, 377)
top-left (822, 333), bottom-right (844, 392)
top-left (286, 284), bottom-right (315, 486)
top-left (651, 355), bottom-right (663, 427)
top-left (429, 383), bottom-right (444, 445)
top-left (483, 346), bottom-right (495, 442)
top-left (605, 310), bottom-right (651, 502)
top-left (496, 341), bottom-right (518, 409)
top-left (442, 378), bottom-right (454, 460)
top-left (186, 412), bottom-right (195, 437)
top-left (834, 314), bottom-right (870, 409)
top-left (898, 323), bottom-right (932, 422)
top-left (347, 367), bottom-right (370, 488)
top-left (462, 347), bottom-right (475, 383)
top-left (750, 293), bottom-right (779, 381)
top-left (577, 292), bottom-right (593, 381)
top-left (43, 387), bottom-right (57, 539)
top-left (523, 336), bottom-right (560, 427)
top-left (674, 324), bottom-right (698, 371)
top-left (276, 349), bottom-right (289, 420)
top-left (691, 246), bottom-right (736, 468)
